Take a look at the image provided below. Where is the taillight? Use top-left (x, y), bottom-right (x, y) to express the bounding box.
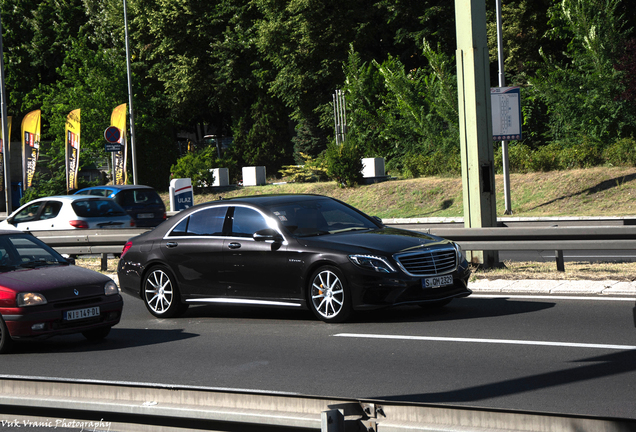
top-left (69, 220), bottom-right (89, 229)
top-left (121, 241), bottom-right (133, 258)
top-left (162, 211), bottom-right (167, 220)
top-left (130, 219), bottom-right (136, 227)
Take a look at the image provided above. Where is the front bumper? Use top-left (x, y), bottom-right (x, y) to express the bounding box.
top-left (348, 265), bottom-right (472, 310)
top-left (2, 294), bottom-right (123, 340)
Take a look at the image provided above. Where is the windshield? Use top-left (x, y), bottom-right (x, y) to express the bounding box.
top-left (265, 198), bottom-right (380, 237)
top-left (0, 234), bottom-right (67, 272)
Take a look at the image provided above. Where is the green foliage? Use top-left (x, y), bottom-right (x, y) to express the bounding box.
top-left (171, 146), bottom-right (236, 190)
top-left (603, 138), bottom-right (636, 166)
top-left (526, 0), bottom-right (636, 145)
top-left (279, 153), bottom-right (329, 183)
top-left (401, 149), bottom-right (461, 178)
top-left (325, 141), bottom-right (364, 188)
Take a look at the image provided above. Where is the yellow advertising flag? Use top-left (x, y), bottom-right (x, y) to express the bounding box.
top-left (0, 116), bottom-right (12, 193)
top-left (21, 110), bottom-right (41, 189)
top-left (111, 103), bottom-right (127, 185)
top-left (65, 109), bottom-right (81, 192)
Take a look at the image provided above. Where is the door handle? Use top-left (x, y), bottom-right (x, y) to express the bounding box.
top-left (166, 242), bottom-right (178, 248)
top-left (228, 242), bottom-right (241, 249)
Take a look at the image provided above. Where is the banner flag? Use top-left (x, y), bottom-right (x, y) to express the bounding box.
top-left (22, 110), bottom-right (41, 189)
top-left (0, 116), bottom-right (12, 193)
top-left (65, 109), bottom-right (81, 192)
top-left (111, 104), bottom-right (127, 185)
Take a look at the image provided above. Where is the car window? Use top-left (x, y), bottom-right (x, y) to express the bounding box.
top-left (71, 199), bottom-right (126, 217)
top-left (12, 203), bottom-right (43, 223)
top-left (40, 201), bottom-right (62, 220)
top-left (0, 235), bottom-right (65, 270)
top-left (169, 206), bottom-right (228, 236)
top-left (231, 207), bottom-right (270, 238)
top-left (89, 189), bottom-right (110, 197)
top-left (267, 198), bottom-right (377, 236)
top-left (119, 189), bottom-right (163, 206)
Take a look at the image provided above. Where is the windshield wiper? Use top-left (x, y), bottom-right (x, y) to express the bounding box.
top-left (330, 227), bottom-right (373, 234)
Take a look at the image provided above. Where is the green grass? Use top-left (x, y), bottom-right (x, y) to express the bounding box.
top-left (162, 166), bottom-right (636, 219)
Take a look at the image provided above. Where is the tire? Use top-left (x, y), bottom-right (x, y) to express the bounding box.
top-left (82, 326), bottom-right (111, 341)
top-left (308, 266), bottom-right (352, 323)
top-left (143, 265), bottom-right (189, 318)
top-left (0, 315), bottom-right (14, 354)
top-left (418, 299), bottom-right (453, 310)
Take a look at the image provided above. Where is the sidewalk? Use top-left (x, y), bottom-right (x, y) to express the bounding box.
top-left (469, 278), bottom-right (636, 296)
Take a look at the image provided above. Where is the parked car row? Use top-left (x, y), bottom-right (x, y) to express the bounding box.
top-left (0, 185), bottom-right (166, 232)
top-left (0, 193), bottom-right (471, 353)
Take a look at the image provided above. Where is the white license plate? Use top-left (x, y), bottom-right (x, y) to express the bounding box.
top-left (138, 213), bottom-right (154, 219)
top-left (65, 306), bottom-right (100, 321)
top-left (422, 275), bottom-right (454, 288)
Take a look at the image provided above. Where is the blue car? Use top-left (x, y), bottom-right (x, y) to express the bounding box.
top-left (74, 185), bottom-right (166, 227)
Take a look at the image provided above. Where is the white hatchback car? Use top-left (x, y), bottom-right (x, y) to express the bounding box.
top-left (0, 195), bottom-right (136, 231)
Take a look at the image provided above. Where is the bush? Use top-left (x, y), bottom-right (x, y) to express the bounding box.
top-left (401, 149), bottom-right (461, 178)
top-left (325, 140), bottom-right (364, 187)
top-left (279, 153), bottom-right (329, 182)
top-left (603, 137), bottom-right (636, 166)
top-left (171, 147), bottom-right (236, 190)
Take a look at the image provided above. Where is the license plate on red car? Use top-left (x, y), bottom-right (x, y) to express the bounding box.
top-left (65, 307), bottom-right (100, 321)
top-left (422, 275), bottom-right (453, 288)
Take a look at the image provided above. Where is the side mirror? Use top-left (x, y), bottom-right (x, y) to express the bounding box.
top-left (5, 216), bottom-right (14, 225)
top-left (372, 216), bottom-right (384, 226)
top-left (253, 229), bottom-right (283, 243)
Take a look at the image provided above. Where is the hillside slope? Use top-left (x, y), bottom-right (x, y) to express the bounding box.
top-left (174, 166), bottom-right (636, 219)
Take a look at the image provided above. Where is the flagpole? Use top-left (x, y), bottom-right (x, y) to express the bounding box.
top-left (0, 14), bottom-right (12, 214)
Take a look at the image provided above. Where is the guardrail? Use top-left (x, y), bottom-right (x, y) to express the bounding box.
top-left (1, 375), bottom-right (634, 432)
top-left (25, 225), bottom-right (636, 271)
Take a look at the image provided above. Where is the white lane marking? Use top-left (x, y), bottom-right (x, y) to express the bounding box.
top-left (470, 294), bottom-right (636, 301)
top-left (333, 333), bottom-right (636, 350)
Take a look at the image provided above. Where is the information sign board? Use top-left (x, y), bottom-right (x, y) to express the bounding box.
top-left (491, 87), bottom-right (522, 141)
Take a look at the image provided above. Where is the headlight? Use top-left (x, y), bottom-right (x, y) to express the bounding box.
top-left (453, 242), bottom-right (465, 259)
top-left (17, 292), bottom-right (48, 307)
top-left (349, 255), bottom-right (396, 273)
top-left (104, 280), bottom-right (119, 296)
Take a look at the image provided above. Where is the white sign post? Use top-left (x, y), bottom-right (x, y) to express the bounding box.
top-left (169, 178), bottom-right (194, 212)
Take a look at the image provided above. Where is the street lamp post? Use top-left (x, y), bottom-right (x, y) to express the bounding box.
top-left (0, 14), bottom-right (11, 214)
top-left (123, 0), bottom-right (138, 185)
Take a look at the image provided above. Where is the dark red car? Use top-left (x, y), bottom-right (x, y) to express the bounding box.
top-left (0, 230), bottom-right (123, 353)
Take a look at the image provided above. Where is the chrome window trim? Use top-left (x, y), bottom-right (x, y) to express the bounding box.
top-left (164, 204), bottom-right (288, 245)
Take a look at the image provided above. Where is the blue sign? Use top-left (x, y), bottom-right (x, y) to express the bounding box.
top-left (105, 143), bottom-right (122, 152)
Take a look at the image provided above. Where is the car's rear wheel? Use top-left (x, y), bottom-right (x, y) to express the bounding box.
top-left (143, 265), bottom-right (189, 318)
top-left (0, 315), bottom-right (14, 354)
top-left (82, 326), bottom-right (111, 341)
top-left (309, 266), bottom-right (352, 323)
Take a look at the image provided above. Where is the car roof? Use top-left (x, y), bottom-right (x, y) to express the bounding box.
top-left (77, 185), bottom-right (155, 191)
top-left (215, 194), bottom-right (334, 206)
top-left (29, 195), bottom-right (117, 202)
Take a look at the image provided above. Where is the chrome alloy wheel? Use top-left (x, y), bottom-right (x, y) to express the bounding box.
top-left (310, 269), bottom-right (346, 321)
top-left (143, 267), bottom-right (177, 316)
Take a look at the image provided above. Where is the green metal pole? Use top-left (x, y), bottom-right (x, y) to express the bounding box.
top-left (455, 0), bottom-right (499, 267)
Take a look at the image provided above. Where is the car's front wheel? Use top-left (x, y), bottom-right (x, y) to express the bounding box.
top-left (143, 266), bottom-right (189, 318)
top-left (0, 315), bottom-right (14, 354)
top-left (308, 266), bottom-right (352, 323)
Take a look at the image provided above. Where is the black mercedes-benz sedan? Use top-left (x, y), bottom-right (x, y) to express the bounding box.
top-left (117, 194), bottom-right (471, 323)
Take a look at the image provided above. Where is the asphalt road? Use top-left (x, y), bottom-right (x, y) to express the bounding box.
top-left (3, 291), bottom-right (636, 421)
